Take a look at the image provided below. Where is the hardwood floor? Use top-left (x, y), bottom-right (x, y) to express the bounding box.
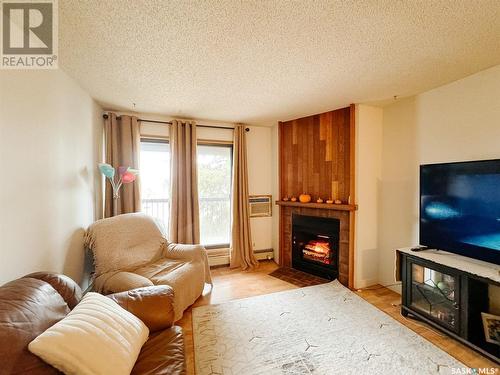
top-left (178, 260), bottom-right (498, 374)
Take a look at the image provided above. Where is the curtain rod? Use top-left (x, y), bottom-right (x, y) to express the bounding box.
top-left (102, 114), bottom-right (249, 132)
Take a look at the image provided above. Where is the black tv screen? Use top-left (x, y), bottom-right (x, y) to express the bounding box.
top-left (420, 159), bottom-right (500, 265)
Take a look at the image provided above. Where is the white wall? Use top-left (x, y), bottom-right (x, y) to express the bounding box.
top-left (379, 65), bottom-right (500, 289)
top-left (246, 126), bottom-right (273, 251)
top-left (271, 124), bottom-right (280, 262)
top-left (378, 97), bottom-right (419, 290)
top-left (0, 69), bottom-right (102, 286)
top-left (354, 105), bottom-right (383, 289)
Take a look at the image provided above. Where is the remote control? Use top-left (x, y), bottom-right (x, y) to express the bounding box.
top-left (410, 245), bottom-right (428, 252)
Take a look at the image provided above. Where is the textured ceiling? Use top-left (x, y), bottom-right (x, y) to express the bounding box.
top-left (59, 1), bottom-right (500, 125)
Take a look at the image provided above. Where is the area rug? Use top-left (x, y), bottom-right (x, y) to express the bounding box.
top-left (268, 267), bottom-right (330, 288)
top-left (193, 280), bottom-right (466, 375)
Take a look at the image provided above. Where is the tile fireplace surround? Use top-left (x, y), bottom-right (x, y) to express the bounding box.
top-left (291, 213), bottom-right (340, 280)
top-left (279, 204), bottom-right (352, 286)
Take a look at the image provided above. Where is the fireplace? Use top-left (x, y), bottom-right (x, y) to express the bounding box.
top-left (292, 214), bottom-right (340, 280)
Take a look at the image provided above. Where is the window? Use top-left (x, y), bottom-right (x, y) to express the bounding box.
top-left (140, 139), bottom-right (232, 248)
top-left (140, 140), bottom-right (170, 231)
top-left (198, 144), bottom-right (232, 247)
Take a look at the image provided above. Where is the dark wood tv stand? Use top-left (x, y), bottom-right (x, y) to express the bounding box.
top-left (398, 248), bottom-right (500, 364)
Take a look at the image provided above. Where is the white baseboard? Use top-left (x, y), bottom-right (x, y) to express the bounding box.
top-left (354, 280), bottom-right (378, 290)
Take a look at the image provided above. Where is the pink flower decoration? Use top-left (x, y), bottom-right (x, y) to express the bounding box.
top-left (122, 172), bottom-right (136, 183)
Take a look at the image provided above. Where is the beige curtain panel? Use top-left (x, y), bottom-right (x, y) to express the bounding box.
top-left (230, 125), bottom-right (259, 269)
top-left (169, 120), bottom-right (200, 244)
top-left (103, 113), bottom-right (141, 218)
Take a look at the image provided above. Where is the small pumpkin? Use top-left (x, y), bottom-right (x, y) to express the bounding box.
top-left (326, 199), bottom-right (334, 204)
top-left (334, 199), bottom-right (342, 205)
top-left (299, 193), bottom-right (311, 203)
top-left (282, 197), bottom-right (289, 201)
top-left (291, 197), bottom-right (297, 202)
top-left (317, 198), bottom-right (324, 203)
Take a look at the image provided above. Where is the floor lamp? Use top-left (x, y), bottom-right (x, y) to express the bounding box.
top-left (98, 163), bottom-right (139, 216)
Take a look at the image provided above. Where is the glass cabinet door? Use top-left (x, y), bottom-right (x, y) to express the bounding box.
top-left (410, 262), bottom-right (459, 331)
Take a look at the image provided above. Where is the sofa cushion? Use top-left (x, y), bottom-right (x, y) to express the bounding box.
top-left (29, 292), bottom-right (149, 375)
top-left (132, 326), bottom-right (186, 375)
top-left (107, 285), bottom-right (175, 333)
top-left (96, 271), bottom-right (154, 294)
top-left (0, 278), bottom-right (68, 374)
top-left (133, 257), bottom-right (185, 279)
top-left (23, 272), bottom-right (83, 309)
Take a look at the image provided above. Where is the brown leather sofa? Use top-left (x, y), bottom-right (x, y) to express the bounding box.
top-left (0, 272), bottom-right (186, 375)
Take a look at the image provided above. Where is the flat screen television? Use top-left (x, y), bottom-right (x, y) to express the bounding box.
top-left (420, 159), bottom-right (500, 265)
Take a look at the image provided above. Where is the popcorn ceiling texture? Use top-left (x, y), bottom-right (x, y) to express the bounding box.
top-left (59, 1), bottom-right (500, 125)
top-left (192, 281), bottom-right (465, 374)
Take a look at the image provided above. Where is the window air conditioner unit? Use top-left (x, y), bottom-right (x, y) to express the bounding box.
top-left (249, 195), bottom-right (272, 217)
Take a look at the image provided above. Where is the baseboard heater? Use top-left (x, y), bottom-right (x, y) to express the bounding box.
top-left (208, 248), bottom-right (274, 267)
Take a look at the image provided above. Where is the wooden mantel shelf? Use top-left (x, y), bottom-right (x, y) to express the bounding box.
top-left (275, 200), bottom-right (358, 211)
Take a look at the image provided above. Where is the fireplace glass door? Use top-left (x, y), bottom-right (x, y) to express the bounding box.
top-left (292, 214), bottom-right (339, 279)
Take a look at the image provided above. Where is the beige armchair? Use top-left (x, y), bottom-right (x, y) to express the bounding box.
top-left (84, 213), bottom-right (212, 321)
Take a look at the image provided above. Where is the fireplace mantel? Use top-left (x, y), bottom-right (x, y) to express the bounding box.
top-left (276, 201), bottom-right (357, 211)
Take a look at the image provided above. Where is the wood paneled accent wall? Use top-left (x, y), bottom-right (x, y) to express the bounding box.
top-left (279, 106), bottom-right (354, 202)
top-left (278, 105), bottom-right (356, 288)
